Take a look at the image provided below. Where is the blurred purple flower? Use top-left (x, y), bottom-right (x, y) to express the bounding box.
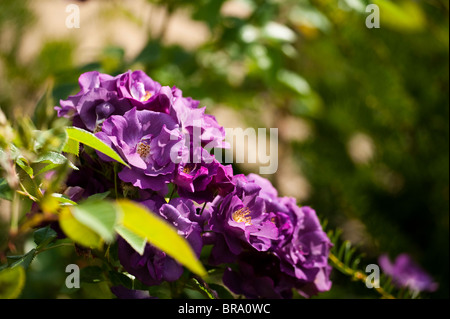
top-left (379, 254), bottom-right (438, 293)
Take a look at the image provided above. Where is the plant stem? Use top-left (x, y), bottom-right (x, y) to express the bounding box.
top-left (114, 164), bottom-right (119, 199)
top-left (329, 252), bottom-right (395, 299)
top-left (37, 243), bottom-right (74, 254)
top-left (168, 186), bottom-right (177, 201)
top-left (10, 191), bottom-right (20, 236)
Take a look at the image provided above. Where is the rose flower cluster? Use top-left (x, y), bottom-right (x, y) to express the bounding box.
top-left (56, 70), bottom-right (332, 299)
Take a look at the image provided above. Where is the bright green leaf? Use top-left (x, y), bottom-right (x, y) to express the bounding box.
top-left (35, 151), bottom-right (78, 170)
top-left (115, 225), bottom-right (147, 256)
top-left (0, 266), bottom-right (26, 299)
top-left (51, 193), bottom-right (78, 206)
top-left (16, 157), bottom-right (33, 177)
top-left (66, 127), bottom-right (129, 167)
top-left (63, 138), bottom-right (80, 156)
top-left (116, 200), bottom-right (207, 278)
top-left (59, 207), bottom-right (103, 250)
top-left (70, 200), bottom-right (118, 243)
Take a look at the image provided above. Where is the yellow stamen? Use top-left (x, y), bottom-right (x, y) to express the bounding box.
top-left (232, 207), bottom-right (252, 226)
top-left (142, 91), bottom-right (153, 102)
top-left (137, 142), bottom-right (151, 159)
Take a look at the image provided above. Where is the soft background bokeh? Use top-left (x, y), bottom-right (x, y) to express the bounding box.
top-left (0, 0), bottom-right (448, 298)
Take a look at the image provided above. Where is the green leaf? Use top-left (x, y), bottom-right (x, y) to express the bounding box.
top-left (190, 278), bottom-right (217, 299)
top-left (375, 0), bottom-right (426, 32)
top-left (16, 157), bottom-right (33, 177)
top-left (66, 127), bottom-right (129, 167)
top-left (35, 151), bottom-right (78, 170)
top-left (7, 249), bottom-right (36, 270)
top-left (115, 225), bottom-right (147, 256)
top-left (33, 128), bottom-right (68, 153)
top-left (33, 163), bottom-right (59, 177)
top-left (70, 200), bottom-right (119, 243)
top-left (277, 69), bottom-right (311, 96)
top-left (207, 283), bottom-right (234, 299)
top-left (34, 226), bottom-right (58, 248)
top-left (63, 138), bottom-right (80, 156)
top-left (80, 266), bottom-right (105, 283)
top-left (0, 178), bottom-right (13, 201)
top-left (108, 271), bottom-right (133, 289)
top-left (116, 200), bottom-right (207, 278)
top-left (0, 266), bottom-right (26, 299)
top-left (51, 193), bottom-right (78, 206)
top-left (59, 207), bottom-right (103, 250)
top-left (87, 191), bottom-right (111, 201)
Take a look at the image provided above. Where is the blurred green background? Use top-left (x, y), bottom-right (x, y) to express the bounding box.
top-left (0, 0), bottom-right (448, 298)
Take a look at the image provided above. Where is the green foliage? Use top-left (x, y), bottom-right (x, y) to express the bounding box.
top-left (34, 226), bottom-right (58, 249)
top-left (65, 127), bottom-right (129, 168)
top-left (0, 266), bottom-right (26, 299)
top-left (70, 200), bottom-right (118, 243)
top-left (59, 207), bottom-right (104, 250)
top-left (116, 200), bottom-right (207, 278)
top-left (0, 0), bottom-right (448, 299)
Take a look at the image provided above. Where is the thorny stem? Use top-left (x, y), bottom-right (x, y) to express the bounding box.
top-left (329, 252), bottom-right (395, 299)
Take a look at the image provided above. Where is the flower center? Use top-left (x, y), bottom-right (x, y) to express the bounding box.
top-left (94, 122), bottom-right (103, 133)
top-left (182, 163), bottom-right (197, 174)
top-left (137, 141), bottom-right (151, 159)
top-left (232, 207), bottom-right (252, 226)
top-left (142, 91), bottom-right (153, 102)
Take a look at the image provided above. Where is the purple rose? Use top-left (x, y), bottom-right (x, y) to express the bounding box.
top-left (116, 70), bottom-right (174, 114)
top-left (175, 153), bottom-right (235, 204)
top-left (379, 254), bottom-right (438, 293)
top-left (118, 197), bottom-right (203, 286)
top-left (208, 174), bottom-right (332, 298)
top-left (245, 175), bottom-right (332, 297)
top-left (169, 93), bottom-right (227, 152)
top-left (271, 204), bottom-right (332, 297)
top-left (55, 71), bottom-right (131, 132)
top-left (208, 175), bottom-right (279, 264)
top-left (96, 107), bottom-right (183, 193)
